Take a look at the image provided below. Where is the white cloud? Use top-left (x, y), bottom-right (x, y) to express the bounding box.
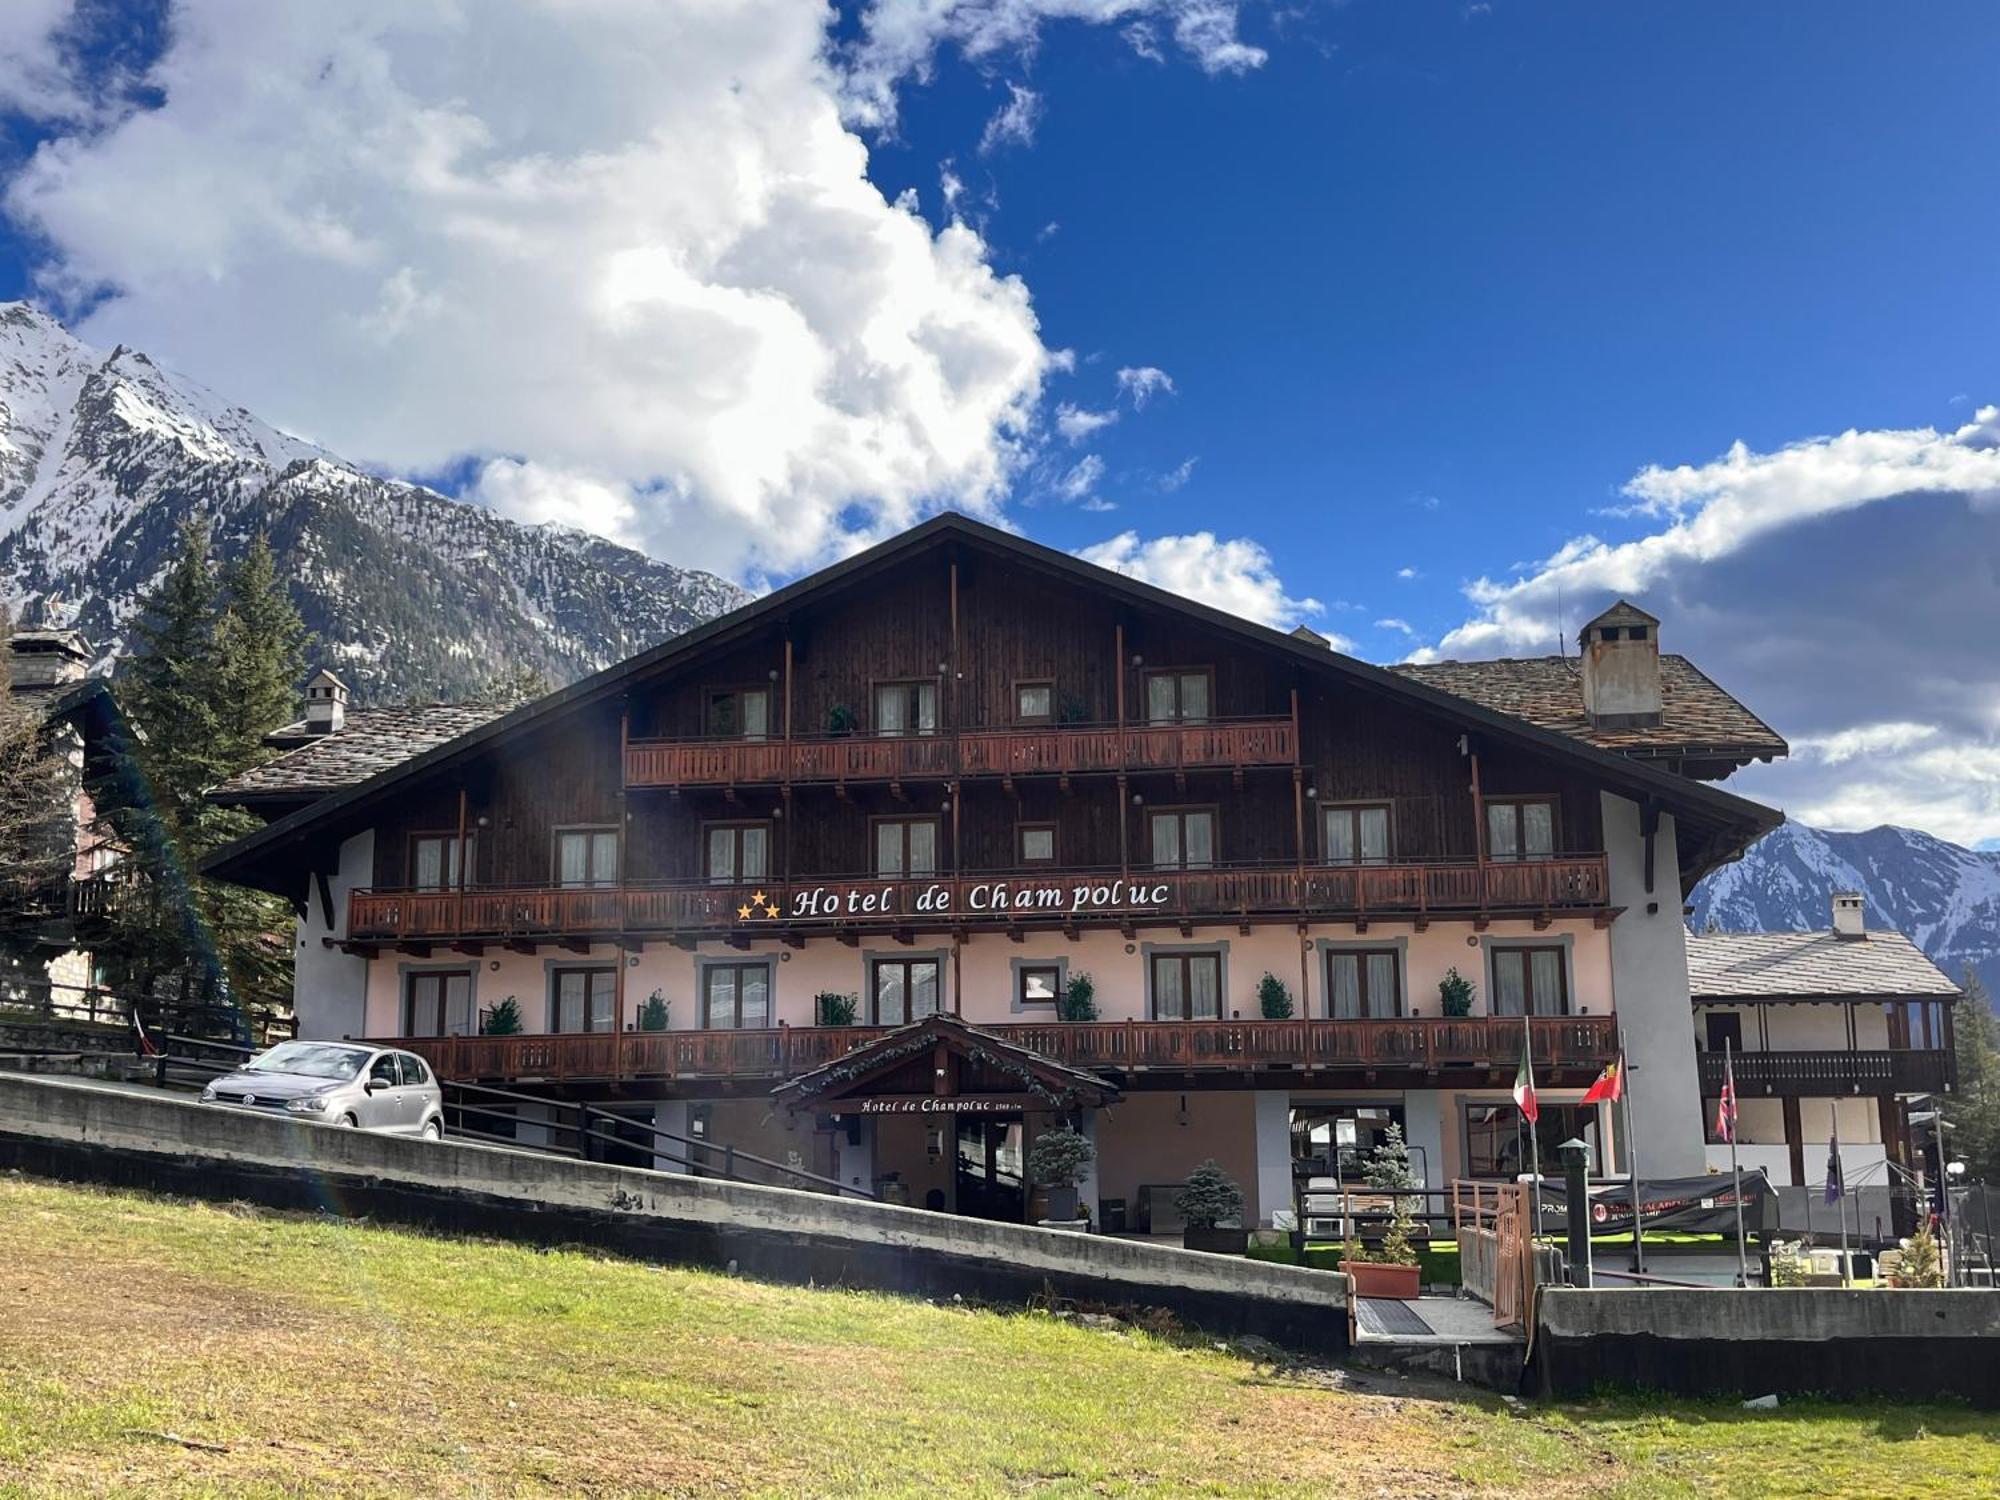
top-left (1374, 617), bottom-right (1414, 636)
top-left (1396, 566), bottom-right (1418, 580)
top-left (841, 1), bottom-right (1267, 132)
top-left (1053, 452), bottom-right (1106, 502)
top-left (1791, 722), bottom-right (1940, 768)
top-left (1077, 529), bottom-right (1325, 630)
top-left (1159, 455), bottom-right (1197, 491)
top-left (0, 2), bottom-right (1069, 581)
top-left (979, 82), bottom-right (1043, 154)
top-left (1116, 364), bottom-right (1175, 408)
top-left (1054, 402), bottom-right (1118, 443)
top-left (470, 458), bottom-right (643, 547)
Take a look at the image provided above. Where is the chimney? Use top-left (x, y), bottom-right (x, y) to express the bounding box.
top-left (1289, 625), bottom-right (1332, 649)
top-left (1577, 601), bottom-right (1662, 728)
top-left (304, 668), bottom-right (350, 735)
top-left (1831, 890), bottom-right (1866, 940)
top-left (7, 625), bottom-right (92, 689)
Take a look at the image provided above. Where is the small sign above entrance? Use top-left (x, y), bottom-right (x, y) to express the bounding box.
top-left (852, 1097), bottom-right (1020, 1115)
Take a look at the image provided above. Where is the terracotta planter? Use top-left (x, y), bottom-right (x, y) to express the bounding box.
top-left (1183, 1224), bottom-right (1248, 1255)
top-left (1340, 1260), bottom-right (1421, 1300)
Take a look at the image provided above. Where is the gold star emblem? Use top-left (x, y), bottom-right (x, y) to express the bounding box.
top-left (751, 891), bottom-right (769, 908)
top-left (737, 904), bottom-right (753, 920)
top-left (761, 900), bottom-right (781, 919)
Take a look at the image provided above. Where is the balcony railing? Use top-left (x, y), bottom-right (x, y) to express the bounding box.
top-left (375, 1013), bottom-right (1618, 1086)
top-left (623, 715), bottom-right (1298, 788)
top-left (1696, 1048), bottom-right (1955, 1097)
top-left (346, 855), bottom-right (1610, 944)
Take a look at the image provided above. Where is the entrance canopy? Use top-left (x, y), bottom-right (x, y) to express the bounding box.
top-left (772, 1013), bottom-right (1120, 1117)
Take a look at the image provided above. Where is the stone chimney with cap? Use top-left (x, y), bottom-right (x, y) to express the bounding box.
top-left (1831, 890), bottom-right (1867, 940)
top-left (303, 668), bottom-right (349, 735)
top-left (1577, 600), bottom-right (1663, 728)
top-left (7, 624), bottom-right (93, 690)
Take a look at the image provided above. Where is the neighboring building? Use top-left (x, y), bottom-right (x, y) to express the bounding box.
top-left (205, 514), bottom-right (1786, 1225)
top-left (1687, 896), bottom-right (1959, 1236)
top-left (0, 626), bottom-right (129, 1004)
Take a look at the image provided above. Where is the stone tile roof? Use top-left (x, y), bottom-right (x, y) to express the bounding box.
top-left (214, 703), bottom-right (511, 801)
top-left (1392, 654), bottom-right (1786, 761)
top-left (1686, 929), bottom-right (1960, 1000)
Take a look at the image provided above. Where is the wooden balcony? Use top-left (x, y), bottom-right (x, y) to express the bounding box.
top-left (1696, 1048), bottom-right (1955, 1098)
top-left (623, 716), bottom-right (1298, 789)
top-left (345, 855), bottom-right (1612, 945)
top-left (376, 1013), bottom-right (1618, 1087)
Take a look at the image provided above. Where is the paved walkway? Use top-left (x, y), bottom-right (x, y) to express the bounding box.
top-left (1353, 1293), bottom-right (1521, 1346)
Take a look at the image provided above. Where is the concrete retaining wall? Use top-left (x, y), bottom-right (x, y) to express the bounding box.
top-left (1533, 1287), bottom-right (2000, 1406)
top-left (0, 1076), bottom-right (1349, 1355)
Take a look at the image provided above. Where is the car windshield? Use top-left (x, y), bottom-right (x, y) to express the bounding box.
top-left (246, 1042), bottom-right (370, 1081)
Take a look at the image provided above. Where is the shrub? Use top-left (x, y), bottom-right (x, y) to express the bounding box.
top-left (1768, 1238), bottom-right (1810, 1287)
top-left (826, 703), bottom-right (857, 736)
top-left (1438, 967), bottom-right (1475, 1017)
top-left (482, 996), bottom-right (522, 1036)
top-left (1060, 971), bottom-right (1098, 1022)
top-left (1025, 1125), bottom-right (1094, 1189)
top-left (637, 990), bottom-right (670, 1032)
top-left (1891, 1223), bottom-right (1946, 1288)
top-left (1357, 1123), bottom-right (1421, 1266)
top-left (816, 991), bottom-right (858, 1027)
top-left (1256, 971), bottom-right (1294, 1020)
top-left (1174, 1159), bottom-right (1244, 1229)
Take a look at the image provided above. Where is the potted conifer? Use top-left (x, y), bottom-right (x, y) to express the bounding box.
top-left (1026, 1124), bottom-right (1094, 1227)
top-left (1256, 972), bottom-right (1294, 1019)
top-left (1337, 1123), bottom-right (1423, 1298)
top-left (482, 996), bottom-right (522, 1036)
top-left (637, 990), bottom-right (670, 1032)
top-left (1175, 1160), bottom-right (1247, 1254)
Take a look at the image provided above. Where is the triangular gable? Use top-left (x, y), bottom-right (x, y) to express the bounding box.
top-left (772, 1013), bottom-right (1119, 1115)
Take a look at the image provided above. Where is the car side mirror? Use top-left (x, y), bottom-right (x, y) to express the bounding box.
top-left (364, 1077), bottom-right (391, 1093)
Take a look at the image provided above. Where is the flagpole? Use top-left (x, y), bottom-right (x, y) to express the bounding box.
top-left (1726, 1037), bottom-right (1748, 1286)
top-left (1618, 1024), bottom-right (1644, 1275)
top-left (1525, 1015), bottom-right (1543, 1247)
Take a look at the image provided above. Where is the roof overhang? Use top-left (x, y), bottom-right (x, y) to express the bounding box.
top-left (771, 1013), bottom-right (1120, 1114)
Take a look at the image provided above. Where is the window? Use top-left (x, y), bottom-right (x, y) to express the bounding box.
top-left (1144, 668), bottom-right (1212, 724)
top-left (410, 833), bottom-right (473, 892)
top-left (1464, 1101), bottom-right (1599, 1178)
top-left (396, 1053), bottom-right (430, 1087)
top-left (705, 687), bottom-right (771, 740)
top-left (368, 1053), bottom-right (399, 1088)
top-left (1017, 964), bottom-right (1061, 1007)
top-left (554, 828), bottom-right (618, 888)
top-left (1015, 680), bottom-right (1054, 724)
top-left (1018, 823), bottom-right (1057, 865)
top-left (1704, 1012), bottom-right (1743, 1053)
top-left (875, 817), bottom-right (939, 878)
top-left (1486, 798), bottom-right (1555, 862)
top-left (1151, 951), bottom-right (1222, 1020)
top-left (872, 957), bottom-right (942, 1025)
top-left (873, 679), bottom-right (938, 736)
top-left (1324, 804), bottom-right (1391, 866)
top-left (702, 962), bottom-right (772, 1029)
top-left (1150, 807), bottom-right (1216, 870)
top-left (552, 967), bottom-right (617, 1033)
top-left (1326, 949), bottom-right (1402, 1019)
top-left (403, 970), bottom-right (473, 1037)
top-left (1490, 945), bottom-right (1568, 1016)
top-left (704, 822), bottom-right (771, 885)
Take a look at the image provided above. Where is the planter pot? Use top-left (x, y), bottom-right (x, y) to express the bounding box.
top-left (1340, 1260), bottom-right (1421, 1300)
top-left (1183, 1224), bottom-right (1249, 1255)
top-left (1045, 1185), bottom-right (1079, 1223)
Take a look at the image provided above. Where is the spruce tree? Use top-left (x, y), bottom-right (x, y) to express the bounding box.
top-left (123, 519), bottom-right (229, 839)
top-left (215, 532), bottom-right (310, 763)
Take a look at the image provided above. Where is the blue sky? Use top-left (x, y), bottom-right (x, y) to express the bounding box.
top-left (3, 1), bottom-right (1999, 840)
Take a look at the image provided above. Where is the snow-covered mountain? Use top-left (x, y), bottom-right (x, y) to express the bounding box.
top-left (0, 303), bottom-right (750, 701)
top-left (1691, 821), bottom-right (2000, 997)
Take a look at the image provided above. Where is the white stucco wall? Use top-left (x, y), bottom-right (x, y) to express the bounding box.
top-left (295, 830), bottom-right (373, 1042)
top-left (1601, 793), bottom-right (1706, 1175)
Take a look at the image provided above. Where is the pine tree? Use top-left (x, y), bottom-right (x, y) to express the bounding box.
top-left (123, 519), bottom-right (229, 839)
top-left (215, 533), bottom-right (310, 764)
top-left (1951, 969), bottom-right (2000, 1185)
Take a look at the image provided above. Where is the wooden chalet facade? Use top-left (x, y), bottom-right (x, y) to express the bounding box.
top-left (209, 513), bottom-right (1788, 1226)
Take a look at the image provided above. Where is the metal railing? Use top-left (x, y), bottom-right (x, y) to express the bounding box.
top-left (0, 979), bottom-right (296, 1048)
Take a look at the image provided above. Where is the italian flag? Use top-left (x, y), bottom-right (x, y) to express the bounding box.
top-left (1513, 1027), bottom-right (1539, 1124)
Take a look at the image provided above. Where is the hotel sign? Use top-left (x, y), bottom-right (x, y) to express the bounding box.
top-left (852, 1097), bottom-right (1019, 1115)
top-left (735, 878), bottom-right (1175, 925)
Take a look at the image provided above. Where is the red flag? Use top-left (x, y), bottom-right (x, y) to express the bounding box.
top-left (1714, 1054), bottom-right (1738, 1144)
top-left (1580, 1056), bottom-right (1623, 1106)
top-left (1514, 1028), bottom-right (1539, 1124)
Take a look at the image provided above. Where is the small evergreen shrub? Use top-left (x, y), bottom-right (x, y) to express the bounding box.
top-left (816, 991), bottom-right (859, 1026)
top-left (1256, 971), bottom-right (1293, 1019)
top-left (482, 996), bottom-right (522, 1036)
top-left (1438, 967), bottom-right (1475, 1017)
top-left (1060, 971), bottom-right (1098, 1022)
top-left (1025, 1125), bottom-right (1094, 1189)
top-left (1174, 1159), bottom-right (1244, 1229)
top-left (826, 703), bottom-right (857, 736)
top-left (1891, 1223), bottom-right (1946, 1288)
top-left (637, 990), bottom-right (670, 1032)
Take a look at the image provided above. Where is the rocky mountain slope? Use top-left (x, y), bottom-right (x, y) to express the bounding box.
top-left (1690, 820), bottom-right (2000, 997)
top-left (0, 303), bottom-right (749, 701)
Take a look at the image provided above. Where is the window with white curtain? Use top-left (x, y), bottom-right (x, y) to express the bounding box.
top-left (1490, 946), bottom-right (1568, 1016)
top-left (1324, 805), bottom-right (1391, 865)
top-left (1486, 799), bottom-right (1556, 862)
top-left (1325, 949), bottom-right (1401, 1019)
top-left (873, 680), bottom-right (938, 736)
top-left (704, 823), bottom-right (771, 885)
top-left (875, 818), bottom-right (939, 877)
top-left (1151, 951), bottom-right (1222, 1020)
top-left (1150, 808), bottom-right (1216, 870)
top-left (554, 828), bottom-right (618, 888)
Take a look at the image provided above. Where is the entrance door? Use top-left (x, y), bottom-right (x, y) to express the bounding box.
top-left (954, 1116), bottom-right (1027, 1221)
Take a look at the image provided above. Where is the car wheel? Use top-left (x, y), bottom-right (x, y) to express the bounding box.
top-left (422, 1118), bottom-right (442, 1142)
top-left (338, 1113), bottom-right (358, 1128)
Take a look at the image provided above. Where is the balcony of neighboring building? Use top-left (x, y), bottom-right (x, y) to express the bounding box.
top-left (1692, 996), bottom-right (1957, 1099)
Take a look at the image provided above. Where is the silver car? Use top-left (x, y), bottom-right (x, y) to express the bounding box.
top-left (200, 1040), bottom-right (445, 1138)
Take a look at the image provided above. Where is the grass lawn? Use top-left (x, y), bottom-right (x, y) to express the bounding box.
top-left (2, 1175), bottom-right (1995, 1498)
